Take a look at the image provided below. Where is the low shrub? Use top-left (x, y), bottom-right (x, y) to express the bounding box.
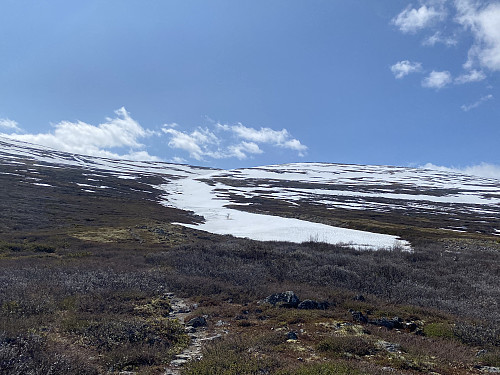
top-left (316, 335), bottom-right (375, 356)
top-left (0, 333), bottom-right (98, 375)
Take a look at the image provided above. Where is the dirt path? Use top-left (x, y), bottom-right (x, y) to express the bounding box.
top-left (164, 293), bottom-right (224, 375)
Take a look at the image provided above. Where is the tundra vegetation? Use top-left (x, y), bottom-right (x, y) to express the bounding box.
top-left (0, 159), bottom-right (499, 374)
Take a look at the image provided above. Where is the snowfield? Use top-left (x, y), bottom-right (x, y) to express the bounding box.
top-left (2, 135), bottom-right (499, 250)
top-left (160, 174), bottom-right (410, 250)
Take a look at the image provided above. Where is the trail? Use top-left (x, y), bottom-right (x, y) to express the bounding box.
top-left (164, 294), bottom-right (224, 375)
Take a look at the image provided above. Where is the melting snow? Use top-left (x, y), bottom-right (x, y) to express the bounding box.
top-left (161, 175), bottom-right (411, 250)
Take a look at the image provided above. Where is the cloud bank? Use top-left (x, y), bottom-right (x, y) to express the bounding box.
top-left (2, 108), bottom-right (160, 160)
top-left (1, 109), bottom-right (308, 164)
top-left (163, 122), bottom-right (307, 161)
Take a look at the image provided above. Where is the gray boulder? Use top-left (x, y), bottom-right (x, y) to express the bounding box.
top-left (186, 316), bottom-right (207, 328)
top-left (264, 291), bottom-right (300, 308)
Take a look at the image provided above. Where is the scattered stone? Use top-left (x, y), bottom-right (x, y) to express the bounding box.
top-left (170, 359), bottom-right (189, 367)
top-left (287, 331), bottom-right (298, 340)
top-left (184, 326), bottom-right (196, 334)
top-left (376, 340), bottom-right (402, 353)
top-left (354, 294), bottom-right (366, 301)
top-left (297, 299), bottom-right (329, 310)
top-left (478, 367), bottom-right (500, 373)
top-left (265, 291), bottom-right (300, 308)
top-left (186, 316), bottom-right (207, 328)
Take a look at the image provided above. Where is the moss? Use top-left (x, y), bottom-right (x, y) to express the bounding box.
top-left (423, 322), bottom-right (455, 339)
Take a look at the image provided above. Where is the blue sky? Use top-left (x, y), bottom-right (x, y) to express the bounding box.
top-left (0, 0), bottom-right (499, 176)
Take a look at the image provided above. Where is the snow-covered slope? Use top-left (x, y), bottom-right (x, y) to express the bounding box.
top-left (2, 135), bottom-right (499, 249)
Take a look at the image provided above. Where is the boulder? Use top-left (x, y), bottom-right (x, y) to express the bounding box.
top-left (297, 299), bottom-right (329, 310)
top-left (186, 316), bottom-right (207, 328)
top-left (349, 309), bottom-right (368, 323)
top-left (286, 331), bottom-right (298, 340)
top-left (264, 291), bottom-right (300, 308)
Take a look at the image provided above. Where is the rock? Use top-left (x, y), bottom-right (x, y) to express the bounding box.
top-left (184, 326), bottom-right (196, 333)
top-left (297, 299), bottom-right (329, 310)
top-left (286, 331), bottom-right (298, 340)
top-left (476, 349), bottom-right (488, 357)
top-left (349, 309), bottom-right (368, 323)
top-left (186, 316), bottom-right (207, 328)
top-left (405, 322), bottom-right (417, 332)
top-left (376, 340), bottom-right (402, 353)
top-left (170, 358), bottom-right (188, 366)
top-left (369, 317), bottom-right (404, 330)
top-left (354, 294), bottom-right (365, 301)
top-left (478, 367), bottom-right (500, 373)
top-left (265, 291), bottom-right (300, 308)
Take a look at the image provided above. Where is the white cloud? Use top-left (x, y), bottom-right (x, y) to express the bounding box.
top-left (460, 94), bottom-right (493, 111)
top-left (227, 141), bottom-right (263, 160)
top-left (0, 118), bottom-right (21, 132)
top-left (422, 162), bottom-right (500, 179)
top-left (456, 0), bottom-right (500, 71)
top-left (421, 70), bottom-right (452, 88)
top-left (422, 31), bottom-right (458, 46)
top-left (392, 3), bottom-right (447, 33)
top-left (390, 60), bottom-right (423, 78)
top-left (162, 127), bottom-right (219, 161)
top-left (3, 107), bottom-right (159, 161)
top-left (163, 122), bottom-right (307, 161)
top-left (170, 156), bottom-right (187, 164)
top-left (455, 69), bottom-right (486, 83)
top-left (219, 123), bottom-right (308, 156)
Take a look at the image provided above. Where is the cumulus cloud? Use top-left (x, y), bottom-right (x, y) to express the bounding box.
top-left (392, 3), bottom-right (447, 33)
top-left (219, 123), bottom-right (308, 155)
top-left (163, 122), bottom-right (307, 161)
top-left (162, 127), bottom-right (220, 160)
top-left (0, 118), bottom-right (21, 132)
top-left (390, 60), bottom-right (423, 78)
top-left (422, 31), bottom-right (458, 46)
top-left (455, 69), bottom-right (487, 83)
top-left (422, 162), bottom-right (500, 179)
top-left (456, 0), bottom-right (500, 71)
top-left (422, 70), bottom-right (453, 88)
top-left (3, 107), bottom-right (159, 161)
top-left (460, 94), bottom-right (493, 111)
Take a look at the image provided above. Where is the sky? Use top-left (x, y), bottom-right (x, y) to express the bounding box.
top-left (0, 0), bottom-right (499, 177)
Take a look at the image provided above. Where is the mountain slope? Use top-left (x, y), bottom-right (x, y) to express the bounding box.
top-left (1, 135), bottom-right (499, 248)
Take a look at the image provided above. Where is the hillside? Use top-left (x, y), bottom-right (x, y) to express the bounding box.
top-left (1, 136), bottom-right (499, 375)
